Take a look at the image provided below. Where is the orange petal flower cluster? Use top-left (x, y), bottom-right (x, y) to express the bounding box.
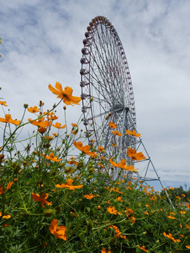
top-left (6, 181), bottom-right (13, 190)
top-left (42, 152), bottom-right (61, 162)
top-left (111, 130), bottom-right (122, 136)
top-left (107, 206), bottom-right (118, 215)
top-left (0, 101), bottom-right (8, 106)
top-left (0, 212), bottom-right (11, 219)
top-left (28, 118), bottom-right (52, 128)
top-left (0, 181), bottom-right (13, 195)
top-left (127, 148), bottom-right (145, 161)
top-left (109, 121), bottom-right (117, 129)
top-left (167, 215), bottom-right (175, 219)
top-left (163, 232), bottom-right (181, 243)
top-left (98, 146), bottom-right (105, 152)
top-left (0, 114), bottom-right (20, 125)
top-left (71, 123), bottom-right (79, 127)
top-left (68, 160), bottom-right (78, 166)
top-left (45, 111), bottom-right (58, 121)
top-left (27, 106), bottom-right (40, 113)
top-left (84, 193), bottom-right (95, 200)
top-left (74, 141), bottom-right (97, 157)
top-left (56, 178), bottom-right (83, 191)
top-left (52, 122), bottom-right (66, 129)
top-left (116, 196), bottom-right (124, 202)
top-left (109, 225), bottom-right (128, 241)
top-left (109, 158), bottom-right (137, 172)
top-left (126, 129), bottom-right (141, 137)
top-left (137, 245), bottom-right (148, 252)
top-left (31, 192), bottom-right (52, 208)
top-left (49, 82), bottom-right (81, 105)
top-left (101, 248), bottom-right (112, 253)
top-left (49, 219), bottom-right (67, 240)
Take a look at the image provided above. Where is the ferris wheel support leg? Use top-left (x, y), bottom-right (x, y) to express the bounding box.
top-left (137, 138), bottom-right (175, 209)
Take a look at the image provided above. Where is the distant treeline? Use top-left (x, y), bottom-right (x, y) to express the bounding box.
top-left (161, 185), bottom-right (190, 203)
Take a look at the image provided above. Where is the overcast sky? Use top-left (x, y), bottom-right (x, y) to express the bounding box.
top-left (0, 0), bottom-right (190, 190)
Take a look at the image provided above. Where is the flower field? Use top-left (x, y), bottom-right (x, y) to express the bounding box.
top-left (0, 83), bottom-right (190, 252)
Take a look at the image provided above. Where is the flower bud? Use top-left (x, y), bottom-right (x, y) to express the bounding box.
top-left (43, 209), bottom-right (56, 217)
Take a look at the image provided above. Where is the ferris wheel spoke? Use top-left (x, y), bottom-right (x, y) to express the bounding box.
top-left (88, 69), bottom-right (122, 108)
top-left (89, 50), bottom-right (122, 105)
top-left (90, 41), bottom-right (117, 92)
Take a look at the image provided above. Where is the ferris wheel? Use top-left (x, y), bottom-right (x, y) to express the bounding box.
top-left (80, 16), bottom-right (136, 162)
top-left (79, 16), bottom-right (174, 207)
top-left (80, 16), bottom-right (137, 164)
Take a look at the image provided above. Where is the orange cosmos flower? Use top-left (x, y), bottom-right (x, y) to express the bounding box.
top-left (126, 208), bottom-right (133, 215)
top-left (107, 206), bottom-right (117, 215)
top-left (109, 224), bottom-right (127, 237)
top-left (28, 118), bottom-right (52, 128)
top-left (150, 195), bottom-right (157, 201)
top-left (43, 152), bottom-right (61, 162)
top-left (137, 245), bottom-right (148, 252)
top-left (111, 130), bottom-right (122, 136)
top-left (112, 143), bottom-right (117, 147)
top-left (163, 232), bottom-right (181, 243)
top-left (126, 129), bottom-right (141, 137)
top-left (0, 101), bottom-right (8, 107)
top-left (127, 148), bottom-right (145, 161)
top-left (48, 82), bottom-right (81, 105)
top-left (0, 186), bottom-right (3, 194)
top-left (44, 112), bottom-right (58, 121)
top-left (116, 196), bottom-right (124, 202)
top-left (74, 141), bottom-right (98, 157)
top-left (6, 181), bottom-right (13, 190)
top-left (129, 216), bottom-right (136, 223)
top-left (109, 225), bottom-right (121, 237)
top-left (109, 158), bottom-right (137, 172)
top-left (52, 122), bottom-right (66, 129)
top-left (101, 248), bottom-right (112, 253)
top-left (109, 121), bottom-right (117, 129)
top-left (27, 106), bottom-right (40, 113)
top-left (56, 179), bottom-right (83, 191)
top-left (98, 146), bottom-right (105, 152)
top-left (0, 212), bottom-right (11, 219)
top-left (186, 246), bottom-right (190, 249)
top-left (68, 160), bottom-right (78, 166)
top-left (84, 193), bottom-right (95, 200)
top-left (0, 114), bottom-right (20, 125)
top-left (71, 129), bottom-right (78, 135)
top-left (31, 192), bottom-right (52, 208)
top-left (43, 135), bottom-right (53, 140)
top-left (71, 123), bottom-right (79, 127)
top-left (49, 219), bottom-right (67, 240)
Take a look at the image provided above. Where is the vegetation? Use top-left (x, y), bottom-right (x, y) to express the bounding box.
top-left (0, 82), bottom-right (190, 252)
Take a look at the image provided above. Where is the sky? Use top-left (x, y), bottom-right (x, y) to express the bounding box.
top-left (0, 0), bottom-right (190, 191)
